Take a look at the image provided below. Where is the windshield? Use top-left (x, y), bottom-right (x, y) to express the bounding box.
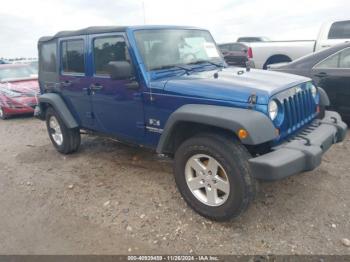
top-left (134, 29), bottom-right (223, 71)
top-left (0, 65), bottom-right (37, 82)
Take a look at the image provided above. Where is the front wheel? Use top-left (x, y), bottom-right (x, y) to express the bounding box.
top-left (45, 107), bottom-right (81, 154)
top-left (174, 133), bottom-right (256, 221)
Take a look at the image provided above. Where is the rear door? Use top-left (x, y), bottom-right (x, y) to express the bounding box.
top-left (311, 47), bottom-right (350, 117)
top-left (87, 33), bottom-right (145, 142)
top-left (59, 36), bottom-right (94, 128)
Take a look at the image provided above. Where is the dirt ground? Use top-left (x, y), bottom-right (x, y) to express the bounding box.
top-left (0, 116), bottom-right (349, 255)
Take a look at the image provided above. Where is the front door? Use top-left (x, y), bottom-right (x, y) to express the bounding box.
top-left (87, 33), bottom-right (145, 142)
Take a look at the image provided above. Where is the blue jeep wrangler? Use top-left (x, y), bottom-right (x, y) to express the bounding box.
top-left (36, 26), bottom-right (347, 221)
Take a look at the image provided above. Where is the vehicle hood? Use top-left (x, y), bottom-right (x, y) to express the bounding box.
top-left (0, 79), bottom-right (39, 96)
top-left (160, 67), bottom-right (311, 104)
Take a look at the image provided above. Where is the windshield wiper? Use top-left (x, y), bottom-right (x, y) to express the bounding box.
top-left (150, 65), bottom-right (192, 75)
top-left (187, 60), bottom-right (225, 68)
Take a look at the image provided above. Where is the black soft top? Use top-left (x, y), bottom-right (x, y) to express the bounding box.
top-left (38, 26), bottom-right (128, 43)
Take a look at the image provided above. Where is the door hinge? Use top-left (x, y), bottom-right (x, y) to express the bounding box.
top-left (86, 112), bottom-right (94, 119)
top-left (136, 121), bottom-right (145, 129)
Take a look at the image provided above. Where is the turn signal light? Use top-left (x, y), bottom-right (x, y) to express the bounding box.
top-left (238, 129), bottom-right (248, 139)
top-left (316, 105), bottom-right (320, 113)
top-left (275, 128), bottom-right (280, 136)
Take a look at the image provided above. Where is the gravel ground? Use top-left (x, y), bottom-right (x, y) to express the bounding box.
top-left (0, 117), bottom-right (349, 255)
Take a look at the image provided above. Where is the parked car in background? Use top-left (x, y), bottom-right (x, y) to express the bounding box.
top-left (237, 36), bottom-right (270, 43)
top-left (218, 42), bottom-right (255, 67)
top-left (270, 42), bottom-right (350, 120)
top-left (315, 20), bottom-right (350, 51)
top-left (0, 59), bottom-right (8, 64)
top-left (242, 19), bottom-right (350, 69)
top-left (0, 64), bottom-right (39, 119)
top-left (244, 40), bottom-right (315, 69)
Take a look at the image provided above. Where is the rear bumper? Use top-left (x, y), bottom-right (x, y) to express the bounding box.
top-left (249, 111), bottom-right (347, 181)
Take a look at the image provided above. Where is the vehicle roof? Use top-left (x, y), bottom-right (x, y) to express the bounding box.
top-left (38, 25), bottom-right (204, 43)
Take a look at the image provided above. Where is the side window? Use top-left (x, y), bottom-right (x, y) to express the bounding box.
top-left (40, 42), bottom-right (57, 72)
top-left (61, 39), bottom-right (85, 74)
top-left (315, 48), bottom-right (350, 69)
top-left (315, 53), bottom-right (340, 69)
top-left (328, 21), bottom-right (350, 39)
top-left (93, 36), bottom-right (130, 75)
top-left (339, 48), bottom-right (350, 68)
top-left (230, 44), bottom-right (245, 52)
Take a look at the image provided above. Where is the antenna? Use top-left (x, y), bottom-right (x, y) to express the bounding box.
top-left (142, 1), bottom-right (146, 24)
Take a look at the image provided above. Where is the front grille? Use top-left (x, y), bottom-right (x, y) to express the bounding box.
top-left (282, 88), bottom-right (315, 131)
top-left (272, 84), bottom-right (318, 140)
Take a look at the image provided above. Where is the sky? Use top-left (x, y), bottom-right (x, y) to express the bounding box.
top-left (0, 0), bottom-right (349, 58)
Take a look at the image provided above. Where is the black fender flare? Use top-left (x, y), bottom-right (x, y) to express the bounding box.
top-left (156, 104), bottom-right (277, 154)
top-left (39, 93), bottom-right (79, 129)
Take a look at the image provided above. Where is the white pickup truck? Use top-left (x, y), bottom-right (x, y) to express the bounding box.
top-left (244, 19), bottom-right (350, 69)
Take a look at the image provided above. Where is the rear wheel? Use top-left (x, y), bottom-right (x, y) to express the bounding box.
top-left (174, 133), bottom-right (257, 221)
top-left (45, 107), bottom-right (80, 154)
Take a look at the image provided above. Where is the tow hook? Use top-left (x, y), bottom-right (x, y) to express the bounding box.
top-left (298, 135), bottom-right (311, 146)
top-left (330, 116), bottom-right (337, 124)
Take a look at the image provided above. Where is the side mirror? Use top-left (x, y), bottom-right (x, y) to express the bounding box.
top-left (107, 61), bottom-right (133, 80)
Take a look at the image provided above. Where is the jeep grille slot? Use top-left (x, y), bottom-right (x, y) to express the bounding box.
top-left (282, 88), bottom-right (315, 132)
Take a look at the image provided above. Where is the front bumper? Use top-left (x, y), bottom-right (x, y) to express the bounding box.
top-left (249, 111), bottom-right (347, 180)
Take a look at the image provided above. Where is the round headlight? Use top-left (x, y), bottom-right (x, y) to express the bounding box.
top-left (311, 85), bottom-right (317, 98)
top-left (268, 100), bottom-right (278, 121)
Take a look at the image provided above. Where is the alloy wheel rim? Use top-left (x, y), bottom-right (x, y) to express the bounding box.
top-left (49, 116), bottom-right (63, 146)
top-left (185, 154), bottom-right (230, 207)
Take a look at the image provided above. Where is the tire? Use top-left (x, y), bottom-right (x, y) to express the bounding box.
top-left (45, 107), bottom-right (80, 154)
top-left (0, 107), bottom-right (8, 120)
top-left (174, 133), bottom-right (257, 221)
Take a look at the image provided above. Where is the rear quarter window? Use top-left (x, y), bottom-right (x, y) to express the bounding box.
top-left (230, 44), bottom-right (246, 51)
top-left (328, 21), bottom-right (350, 39)
top-left (218, 44), bottom-right (229, 51)
top-left (40, 42), bottom-right (57, 72)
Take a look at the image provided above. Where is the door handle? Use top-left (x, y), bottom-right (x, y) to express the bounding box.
top-left (90, 83), bottom-right (103, 91)
top-left (314, 72), bottom-right (327, 78)
top-left (61, 80), bottom-right (72, 87)
top-left (125, 81), bottom-right (140, 90)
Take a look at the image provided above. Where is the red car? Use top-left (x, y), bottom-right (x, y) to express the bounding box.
top-left (0, 64), bottom-right (39, 119)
